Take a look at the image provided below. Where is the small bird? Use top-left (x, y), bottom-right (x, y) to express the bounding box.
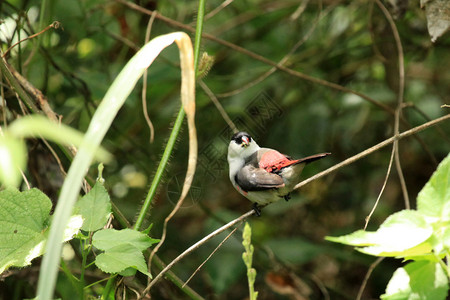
top-left (227, 131), bottom-right (330, 215)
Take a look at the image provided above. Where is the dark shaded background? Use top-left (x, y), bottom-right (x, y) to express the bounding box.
top-left (1, 0), bottom-right (449, 299)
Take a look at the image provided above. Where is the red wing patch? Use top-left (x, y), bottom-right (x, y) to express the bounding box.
top-left (259, 150), bottom-right (300, 173)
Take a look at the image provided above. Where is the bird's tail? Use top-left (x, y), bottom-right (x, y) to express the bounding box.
top-left (293, 152), bottom-right (331, 165)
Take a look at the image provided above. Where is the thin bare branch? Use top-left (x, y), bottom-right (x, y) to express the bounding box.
top-left (294, 114), bottom-right (450, 191)
top-left (199, 80), bottom-right (238, 133)
top-left (182, 226), bottom-right (240, 288)
top-left (356, 257), bottom-right (384, 300)
top-left (2, 21), bottom-right (61, 58)
top-left (364, 146), bottom-right (395, 230)
top-left (115, 0), bottom-right (394, 115)
top-left (217, 0), bottom-right (329, 98)
top-left (375, 0), bottom-right (409, 209)
top-left (205, 0), bottom-right (234, 20)
top-left (139, 210), bottom-right (255, 298)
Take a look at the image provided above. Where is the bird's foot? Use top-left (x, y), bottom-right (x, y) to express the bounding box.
top-left (252, 203), bottom-right (261, 217)
top-left (284, 193), bottom-right (291, 202)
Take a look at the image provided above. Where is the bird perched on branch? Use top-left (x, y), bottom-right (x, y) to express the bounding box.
top-left (228, 131), bottom-right (330, 215)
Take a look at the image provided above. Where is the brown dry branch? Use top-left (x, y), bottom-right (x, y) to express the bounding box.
top-left (294, 113), bottom-right (450, 191)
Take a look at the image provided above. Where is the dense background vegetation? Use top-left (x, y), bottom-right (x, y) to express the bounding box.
top-left (1, 0), bottom-right (449, 299)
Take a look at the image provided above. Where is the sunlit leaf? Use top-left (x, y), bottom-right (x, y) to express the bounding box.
top-left (381, 261), bottom-right (448, 300)
top-left (0, 133), bottom-right (26, 187)
top-left (0, 188), bottom-right (51, 273)
top-left (327, 210), bottom-right (433, 256)
top-left (417, 154), bottom-right (450, 221)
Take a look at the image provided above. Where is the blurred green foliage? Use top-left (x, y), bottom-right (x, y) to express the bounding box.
top-left (0, 0), bottom-right (449, 299)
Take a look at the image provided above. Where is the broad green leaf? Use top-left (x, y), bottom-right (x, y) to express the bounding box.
top-left (417, 154), bottom-right (450, 221)
top-left (327, 210), bottom-right (433, 256)
top-left (0, 188), bottom-right (82, 274)
top-left (0, 133), bottom-right (26, 187)
top-left (326, 230), bottom-right (378, 246)
top-left (74, 182), bottom-right (111, 232)
top-left (0, 188), bottom-right (51, 273)
top-left (381, 261), bottom-right (448, 300)
top-left (94, 244), bottom-right (150, 277)
top-left (360, 241), bottom-right (433, 257)
top-left (92, 228), bottom-right (159, 251)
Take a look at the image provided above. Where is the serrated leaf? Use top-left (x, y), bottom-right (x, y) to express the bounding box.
top-left (94, 244), bottom-right (150, 277)
top-left (0, 134), bottom-right (26, 187)
top-left (0, 188), bottom-right (51, 273)
top-left (92, 228), bottom-right (159, 251)
top-left (381, 261), bottom-right (448, 300)
top-left (417, 154), bottom-right (450, 221)
top-left (327, 210), bottom-right (433, 256)
top-left (75, 182), bottom-right (111, 232)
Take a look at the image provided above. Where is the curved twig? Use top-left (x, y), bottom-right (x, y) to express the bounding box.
top-left (139, 210), bottom-right (255, 298)
top-left (375, 0), bottom-right (409, 209)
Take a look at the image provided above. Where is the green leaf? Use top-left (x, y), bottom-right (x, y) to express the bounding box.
top-left (0, 188), bottom-right (83, 274)
top-left (92, 228), bottom-right (158, 277)
top-left (326, 230), bottom-right (378, 246)
top-left (417, 154), bottom-right (450, 221)
top-left (94, 244), bottom-right (150, 277)
top-left (92, 228), bottom-right (159, 251)
top-left (327, 210), bottom-right (433, 256)
top-left (0, 188), bottom-right (51, 273)
top-left (381, 261), bottom-right (448, 300)
top-left (74, 182), bottom-right (111, 232)
top-left (0, 133), bottom-right (26, 187)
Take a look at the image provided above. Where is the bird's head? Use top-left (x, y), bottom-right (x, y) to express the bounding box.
top-left (228, 131), bottom-right (260, 161)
